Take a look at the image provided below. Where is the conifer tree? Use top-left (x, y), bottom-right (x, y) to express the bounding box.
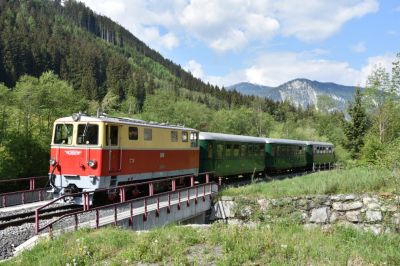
top-left (344, 87), bottom-right (368, 158)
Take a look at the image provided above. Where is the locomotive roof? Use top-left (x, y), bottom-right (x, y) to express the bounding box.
top-left (304, 141), bottom-right (334, 146)
top-left (264, 138), bottom-right (308, 145)
top-left (55, 115), bottom-right (198, 131)
top-left (199, 132), bottom-right (265, 143)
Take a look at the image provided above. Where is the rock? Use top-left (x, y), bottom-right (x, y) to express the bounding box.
top-left (383, 205), bottom-right (397, 212)
top-left (221, 196), bottom-right (234, 201)
top-left (364, 224), bottom-right (382, 235)
top-left (362, 197), bottom-right (378, 205)
top-left (392, 213), bottom-right (400, 225)
top-left (257, 199), bottom-right (269, 211)
top-left (309, 207), bottom-right (329, 223)
top-left (329, 211), bottom-right (338, 223)
top-left (332, 201), bottom-right (363, 211)
top-left (331, 194), bottom-right (356, 201)
top-left (239, 206), bottom-right (252, 218)
top-left (366, 202), bottom-right (380, 210)
top-left (296, 199), bottom-right (309, 210)
top-left (214, 200), bottom-right (235, 219)
top-left (226, 219), bottom-right (242, 226)
top-left (345, 211), bottom-right (360, 222)
top-left (366, 210), bottom-right (382, 222)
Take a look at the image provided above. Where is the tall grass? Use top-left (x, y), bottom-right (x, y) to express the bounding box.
top-left (4, 224), bottom-right (400, 265)
top-left (222, 167), bottom-right (399, 198)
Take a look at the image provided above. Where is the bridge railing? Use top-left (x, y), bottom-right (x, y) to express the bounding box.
top-left (35, 172), bottom-right (214, 234)
top-left (0, 176), bottom-right (51, 208)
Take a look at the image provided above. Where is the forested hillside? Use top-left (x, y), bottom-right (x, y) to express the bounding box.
top-left (0, 0), bottom-right (399, 180)
top-left (0, 0), bottom-right (280, 112)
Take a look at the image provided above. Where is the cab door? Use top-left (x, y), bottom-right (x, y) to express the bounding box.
top-left (107, 125), bottom-right (121, 173)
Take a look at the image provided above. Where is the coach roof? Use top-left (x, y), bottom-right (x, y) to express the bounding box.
top-left (199, 132), bottom-right (265, 143)
top-left (264, 138), bottom-right (308, 145)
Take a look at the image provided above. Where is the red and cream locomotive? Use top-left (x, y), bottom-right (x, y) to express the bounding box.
top-left (49, 113), bottom-right (199, 204)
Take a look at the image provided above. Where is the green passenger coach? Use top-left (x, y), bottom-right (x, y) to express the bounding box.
top-left (305, 141), bottom-right (335, 170)
top-left (264, 138), bottom-right (308, 174)
top-left (199, 132), bottom-right (266, 177)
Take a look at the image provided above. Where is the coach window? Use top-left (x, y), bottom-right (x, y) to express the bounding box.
top-left (240, 145), bottom-right (246, 157)
top-left (217, 144), bottom-right (224, 158)
top-left (259, 144), bottom-right (264, 155)
top-left (77, 124), bottom-right (99, 145)
top-left (144, 128), bottom-right (152, 141)
top-left (54, 124), bottom-right (73, 144)
top-left (171, 131), bottom-right (178, 142)
top-left (207, 143), bottom-right (213, 159)
top-left (233, 144), bottom-right (240, 157)
top-left (182, 131), bottom-right (188, 142)
top-left (226, 144), bottom-right (232, 157)
top-left (129, 127), bottom-right (138, 140)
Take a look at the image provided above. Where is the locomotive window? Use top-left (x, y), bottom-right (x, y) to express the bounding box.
top-left (182, 131), bottom-right (188, 142)
top-left (54, 124), bottom-right (73, 144)
top-left (190, 132), bottom-right (198, 147)
top-left (171, 131), bottom-right (178, 142)
top-left (233, 144), bottom-right (240, 157)
top-left (77, 124), bottom-right (98, 145)
top-left (129, 127), bottom-right (138, 140)
top-left (144, 128), bottom-right (152, 141)
top-left (106, 125), bottom-right (118, 145)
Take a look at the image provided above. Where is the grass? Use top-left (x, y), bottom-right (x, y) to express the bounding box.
top-left (3, 223), bottom-right (400, 265)
top-left (222, 167), bottom-right (400, 198)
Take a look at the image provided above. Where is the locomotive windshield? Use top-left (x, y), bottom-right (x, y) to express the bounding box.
top-left (54, 123), bottom-right (73, 144)
top-left (77, 124), bottom-right (99, 145)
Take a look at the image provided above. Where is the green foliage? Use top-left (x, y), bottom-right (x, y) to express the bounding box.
top-left (344, 87), bottom-right (368, 159)
top-left (0, 72), bottom-right (87, 179)
top-left (222, 167), bottom-right (399, 198)
top-left (5, 224), bottom-right (400, 265)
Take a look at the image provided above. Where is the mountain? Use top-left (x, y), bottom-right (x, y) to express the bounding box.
top-left (228, 79), bottom-right (357, 111)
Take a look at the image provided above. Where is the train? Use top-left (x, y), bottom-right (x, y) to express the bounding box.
top-left (48, 113), bottom-right (335, 204)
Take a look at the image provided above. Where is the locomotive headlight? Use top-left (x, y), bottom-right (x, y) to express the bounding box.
top-left (49, 158), bottom-right (57, 166)
top-left (88, 160), bottom-right (97, 168)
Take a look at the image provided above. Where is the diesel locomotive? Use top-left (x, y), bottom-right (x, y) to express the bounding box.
top-left (49, 113), bottom-right (335, 204)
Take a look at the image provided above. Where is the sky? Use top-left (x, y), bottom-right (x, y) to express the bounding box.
top-left (79, 0), bottom-right (400, 87)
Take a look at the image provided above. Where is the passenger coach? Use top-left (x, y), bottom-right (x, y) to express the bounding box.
top-left (49, 113), bottom-right (199, 203)
top-left (199, 132), bottom-right (266, 177)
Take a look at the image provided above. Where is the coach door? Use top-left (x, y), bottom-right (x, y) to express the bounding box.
top-left (107, 125), bottom-right (121, 173)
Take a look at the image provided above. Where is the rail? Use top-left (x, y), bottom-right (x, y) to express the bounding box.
top-left (35, 172), bottom-right (214, 234)
top-left (0, 176), bottom-right (50, 208)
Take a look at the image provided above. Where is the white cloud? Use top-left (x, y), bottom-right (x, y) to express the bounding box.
top-left (359, 54), bottom-right (396, 85)
top-left (185, 60), bottom-right (204, 79)
top-left (79, 0), bottom-right (378, 53)
top-left (207, 52), bottom-right (396, 87)
top-left (275, 0), bottom-right (379, 41)
top-left (351, 42), bottom-right (366, 53)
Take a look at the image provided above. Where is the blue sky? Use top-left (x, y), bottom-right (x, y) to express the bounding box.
top-left (80, 0), bottom-right (399, 87)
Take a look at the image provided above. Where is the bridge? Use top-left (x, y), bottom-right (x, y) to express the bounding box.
top-left (34, 172), bottom-right (218, 234)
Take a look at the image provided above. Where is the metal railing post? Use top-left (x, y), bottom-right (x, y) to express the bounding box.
top-left (172, 179), bottom-right (176, 191)
top-left (35, 209), bottom-right (39, 234)
top-left (149, 183), bottom-right (154, 196)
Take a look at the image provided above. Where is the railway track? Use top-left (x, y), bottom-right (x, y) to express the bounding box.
top-left (0, 205), bottom-right (82, 230)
